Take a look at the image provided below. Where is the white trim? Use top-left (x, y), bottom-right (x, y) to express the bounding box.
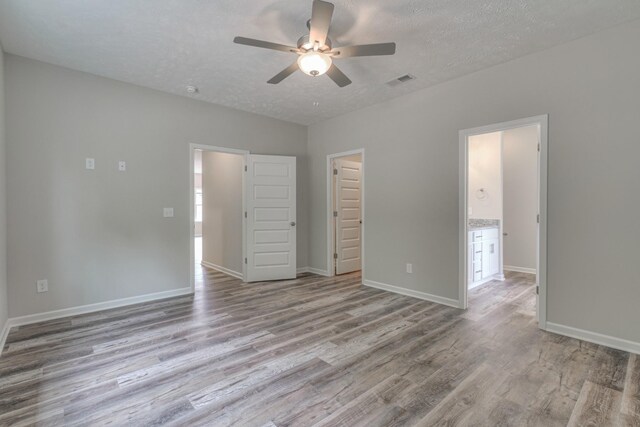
top-left (200, 261), bottom-right (243, 280)
top-left (546, 322), bottom-right (640, 355)
top-left (296, 267), bottom-right (309, 274)
top-left (364, 279), bottom-right (461, 309)
top-left (0, 319), bottom-right (10, 354)
top-left (5, 287), bottom-right (193, 330)
top-left (326, 149), bottom-right (365, 278)
top-left (308, 267), bottom-right (330, 276)
top-left (503, 265), bottom-right (537, 274)
top-left (189, 143), bottom-right (249, 291)
top-left (459, 115), bottom-right (548, 330)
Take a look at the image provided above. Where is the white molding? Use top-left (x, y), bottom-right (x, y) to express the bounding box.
top-left (308, 267), bottom-right (330, 276)
top-left (364, 279), bottom-right (461, 309)
top-left (503, 265), bottom-right (537, 274)
top-left (5, 287), bottom-right (193, 330)
top-left (0, 319), bottom-right (10, 355)
top-left (545, 322), bottom-right (640, 355)
top-left (200, 261), bottom-right (243, 280)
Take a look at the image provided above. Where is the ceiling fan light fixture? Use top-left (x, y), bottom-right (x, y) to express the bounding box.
top-left (297, 51), bottom-right (332, 76)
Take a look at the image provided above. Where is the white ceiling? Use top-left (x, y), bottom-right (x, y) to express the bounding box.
top-left (1, 1), bottom-right (639, 125)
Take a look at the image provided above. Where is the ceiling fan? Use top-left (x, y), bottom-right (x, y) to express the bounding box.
top-left (233, 0), bottom-right (396, 87)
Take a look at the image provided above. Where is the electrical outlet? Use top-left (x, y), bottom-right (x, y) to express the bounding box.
top-left (163, 207), bottom-right (174, 218)
top-left (118, 161), bottom-right (126, 171)
top-left (406, 263), bottom-right (413, 274)
top-left (85, 158), bottom-right (95, 170)
top-left (36, 279), bottom-right (48, 293)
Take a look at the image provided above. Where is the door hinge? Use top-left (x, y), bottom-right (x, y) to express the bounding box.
top-left (245, 257), bottom-right (247, 264)
top-left (333, 168), bottom-right (338, 175)
top-left (333, 253), bottom-right (338, 259)
top-left (244, 211), bottom-right (247, 218)
top-left (536, 286), bottom-right (539, 295)
top-left (244, 165), bottom-right (247, 172)
top-left (537, 143), bottom-right (540, 152)
top-left (537, 214), bottom-right (540, 224)
top-left (333, 211), bottom-right (338, 217)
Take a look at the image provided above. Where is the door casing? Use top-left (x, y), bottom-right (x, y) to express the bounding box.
top-left (458, 115), bottom-right (548, 329)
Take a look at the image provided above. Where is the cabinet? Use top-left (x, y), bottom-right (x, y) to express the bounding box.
top-left (468, 227), bottom-right (500, 288)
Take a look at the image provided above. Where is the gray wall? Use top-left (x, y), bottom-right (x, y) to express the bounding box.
top-left (0, 50), bottom-right (8, 329)
top-left (308, 20), bottom-right (640, 342)
top-left (503, 126), bottom-right (538, 272)
top-left (202, 151), bottom-right (243, 274)
top-left (5, 54), bottom-right (307, 318)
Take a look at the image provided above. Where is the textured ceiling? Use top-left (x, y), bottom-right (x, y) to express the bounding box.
top-left (1, 1), bottom-right (640, 125)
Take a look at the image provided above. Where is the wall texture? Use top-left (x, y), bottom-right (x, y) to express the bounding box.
top-left (0, 50), bottom-right (8, 330)
top-left (5, 54), bottom-right (307, 318)
top-left (468, 131), bottom-right (502, 220)
top-left (503, 126), bottom-right (538, 272)
top-left (308, 20), bottom-right (640, 343)
top-left (202, 151), bottom-right (243, 275)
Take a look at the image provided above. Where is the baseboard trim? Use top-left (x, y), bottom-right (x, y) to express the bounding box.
top-left (0, 318), bottom-right (10, 354)
top-left (6, 287), bottom-right (193, 331)
top-left (363, 279), bottom-right (461, 309)
top-left (504, 265), bottom-right (537, 274)
top-left (296, 267), bottom-right (310, 274)
top-left (200, 261), bottom-right (243, 280)
top-left (545, 322), bottom-right (640, 355)
top-left (308, 268), bottom-right (330, 277)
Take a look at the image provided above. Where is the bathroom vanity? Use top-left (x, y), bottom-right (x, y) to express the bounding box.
top-left (468, 219), bottom-right (501, 288)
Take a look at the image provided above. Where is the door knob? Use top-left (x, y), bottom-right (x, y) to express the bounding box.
top-left (290, 221), bottom-right (296, 226)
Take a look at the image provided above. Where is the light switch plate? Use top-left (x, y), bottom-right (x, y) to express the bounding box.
top-left (163, 208), bottom-right (174, 218)
top-left (36, 279), bottom-right (48, 293)
top-left (85, 158), bottom-right (95, 170)
top-left (406, 263), bottom-right (413, 274)
top-left (118, 161), bottom-right (126, 171)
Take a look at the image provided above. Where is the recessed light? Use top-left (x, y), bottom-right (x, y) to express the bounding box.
top-left (186, 85), bottom-right (199, 94)
top-left (312, 101), bottom-right (320, 107)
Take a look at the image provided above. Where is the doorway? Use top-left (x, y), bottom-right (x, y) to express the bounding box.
top-left (189, 144), bottom-right (248, 291)
top-left (189, 145), bottom-right (298, 290)
top-left (459, 116), bottom-right (548, 328)
top-left (327, 149), bottom-right (365, 277)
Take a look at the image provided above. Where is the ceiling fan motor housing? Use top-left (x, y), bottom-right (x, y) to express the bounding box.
top-left (297, 34), bottom-right (332, 52)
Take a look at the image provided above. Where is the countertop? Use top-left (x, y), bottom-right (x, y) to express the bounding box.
top-left (468, 219), bottom-right (500, 231)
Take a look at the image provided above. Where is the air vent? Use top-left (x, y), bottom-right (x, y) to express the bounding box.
top-left (387, 74), bottom-right (416, 87)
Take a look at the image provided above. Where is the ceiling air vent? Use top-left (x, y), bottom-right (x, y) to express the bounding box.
top-left (387, 74), bottom-right (416, 87)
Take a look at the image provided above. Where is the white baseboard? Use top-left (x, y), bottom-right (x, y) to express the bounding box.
top-left (0, 318), bottom-right (10, 354)
top-left (5, 287), bottom-right (193, 331)
top-left (364, 279), bottom-right (461, 309)
top-left (296, 267), bottom-right (309, 274)
top-left (545, 322), bottom-right (640, 355)
top-left (200, 261), bottom-right (243, 280)
top-left (504, 265), bottom-right (537, 274)
top-left (308, 267), bottom-right (330, 276)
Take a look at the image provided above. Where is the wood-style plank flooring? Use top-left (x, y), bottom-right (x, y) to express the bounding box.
top-left (1, 268), bottom-right (639, 426)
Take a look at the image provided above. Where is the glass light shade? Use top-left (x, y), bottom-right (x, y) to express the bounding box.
top-left (297, 51), bottom-right (332, 77)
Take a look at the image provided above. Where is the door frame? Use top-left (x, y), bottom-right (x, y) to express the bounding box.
top-left (458, 115), bottom-right (548, 329)
top-left (326, 149), bottom-right (365, 279)
top-left (189, 143), bottom-right (249, 292)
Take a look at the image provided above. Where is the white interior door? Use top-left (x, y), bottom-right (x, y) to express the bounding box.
top-left (246, 155), bottom-right (297, 282)
top-left (334, 159), bottom-right (362, 275)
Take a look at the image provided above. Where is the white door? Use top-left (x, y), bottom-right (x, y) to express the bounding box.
top-left (334, 159), bottom-right (362, 275)
top-left (246, 155), bottom-right (296, 282)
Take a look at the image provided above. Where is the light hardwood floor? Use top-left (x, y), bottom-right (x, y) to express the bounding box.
top-left (1, 269), bottom-right (639, 426)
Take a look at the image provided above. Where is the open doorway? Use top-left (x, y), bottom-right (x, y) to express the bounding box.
top-left (459, 116), bottom-right (548, 327)
top-left (327, 149), bottom-right (364, 277)
top-left (189, 144), bottom-right (248, 291)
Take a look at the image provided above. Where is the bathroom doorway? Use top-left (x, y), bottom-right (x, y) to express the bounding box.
top-left (459, 116), bottom-right (548, 327)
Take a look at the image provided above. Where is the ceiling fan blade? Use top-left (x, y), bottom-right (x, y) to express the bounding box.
top-left (267, 62), bottom-right (300, 84)
top-left (326, 64), bottom-right (351, 87)
top-left (333, 42), bottom-right (396, 58)
top-left (234, 36), bottom-right (298, 53)
top-left (309, 0), bottom-right (334, 47)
